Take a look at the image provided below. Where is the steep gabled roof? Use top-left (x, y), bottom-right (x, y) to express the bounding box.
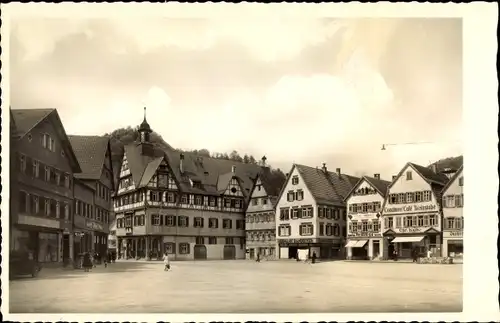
top-left (277, 164), bottom-right (359, 206)
top-left (259, 167), bottom-right (286, 198)
top-left (344, 175), bottom-right (391, 201)
top-left (138, 157), bottom-right (164, 187)
top-left (441, 165), bottom-right (464, 195)
top-left (123, 143), bottom-right (165, 187)
top-left (68, 135), bottom-right (110, 180)
top-left (11, 108), bottom-right (81, 173)
top-left (10, 109), bottom-right (53, 138)
top-left (409, 162), bottom-right (449, 185)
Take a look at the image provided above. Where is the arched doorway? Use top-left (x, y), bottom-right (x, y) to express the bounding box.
top-left (223, 245), bottom-right (236, 260)
top-left (193, 245), bottom-right (207, 260)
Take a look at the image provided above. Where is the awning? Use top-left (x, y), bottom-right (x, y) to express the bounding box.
top-left (345, 240), bottom-right (358, 248)
top-left (345, 240), bottom-right (368, 248)
top-left (392, 236), bottom-right (425, 243)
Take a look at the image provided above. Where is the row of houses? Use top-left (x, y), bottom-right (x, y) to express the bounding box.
top-left (9, 109), bottom-right (114, 264)
top-left (9, 107), bottom-right (463, 263)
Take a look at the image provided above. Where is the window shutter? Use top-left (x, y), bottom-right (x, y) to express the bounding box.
top-left (171, 215), bottom-right (176, 226)
top-left (201, 218), bottom-right (205, 228)
top-left (151, 214), bottom-right (155, 225)
top-left (160, 215), bottom-right (164, 226)
top-left (384, 218), bottom-right (388, 228)
top-left (185, 216), bottom-right (189, 227)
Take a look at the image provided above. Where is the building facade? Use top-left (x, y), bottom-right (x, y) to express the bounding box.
top-left (245, 167), bottom-right (285, 260)
top-left (381, 163), bottom-right (449, 259)
top-left (441, 165), bottom-right (463, 258)
top-left (276, 164), bottom-right (358, 260)
top-left (10, 109), bottom-right (81, 264)
top-left (114, 112), bottom-right (262, 260)
top-left (68, 135), bottom-right (115, 259)
top-left (344, 174), bottom-right (390, 260)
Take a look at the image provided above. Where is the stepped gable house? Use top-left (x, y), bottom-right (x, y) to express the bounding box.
top-left (114, 110), bottom-right (262, 260)
top-left (10, 108), bottom-right (81, 264)
top-left (276, 163), bottom-right (359, 260)
top-left (68, 135), bottom-right (115, 259)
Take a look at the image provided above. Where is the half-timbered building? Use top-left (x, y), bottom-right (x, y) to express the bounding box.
top-left (114, 111), bottom-right (262, 260)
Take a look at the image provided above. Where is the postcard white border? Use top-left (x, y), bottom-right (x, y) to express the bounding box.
top-left (1, 2), bottom-right (498, 322)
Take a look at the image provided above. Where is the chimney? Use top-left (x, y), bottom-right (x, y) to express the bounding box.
top-left (322, 163), bottom-right (327, 173)
top-left (374, 173), bottom-right (380, 180)
top-left (231, 165), bottom-right (236, 173)
top-left (336, 168), bottom-right (341, 176)
top-left (180, 153), bottom-right (184, 173)
top-left (392, 175), bottom-right (397, 181)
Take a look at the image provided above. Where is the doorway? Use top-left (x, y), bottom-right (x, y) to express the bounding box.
top-left (372, 240), bottom-right (380, 259)
top-left (193, 245), bottom-right (207, 260)
top-left (62, 234), bottom-right (70, 261)
top-left (223, 245), bottom-right (236, 260)
top-left (288, 246), bottom-right (298, 259)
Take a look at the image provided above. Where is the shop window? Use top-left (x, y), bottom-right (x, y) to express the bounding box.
top-left (179, 243), bottom-right (190, 254)
top-left (165, 242), bottom-right (175, 254)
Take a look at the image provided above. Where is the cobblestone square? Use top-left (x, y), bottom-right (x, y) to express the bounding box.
top-left (9, 260), bottom-right (462, 313)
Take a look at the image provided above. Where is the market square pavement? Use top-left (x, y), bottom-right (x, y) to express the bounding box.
top-left (9, 260), bottom-right (462, 313)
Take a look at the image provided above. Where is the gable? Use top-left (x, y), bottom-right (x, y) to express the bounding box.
top-left (346, 179), bottom-right (385, 205)
top-left (250, 177), bottom-right (269, 198)
top-left (223, 176), bottom-right (244, 197)
top-left (442, 168), bottom-right (463, 196)
top-left (14, 110), bottom-right (81, 174)
top-left (276, 165), bottom-right (316, 207)
top-left (120, 154), bottom-right (130, 176)
top-left (389, 164), bottom-right (432, 194)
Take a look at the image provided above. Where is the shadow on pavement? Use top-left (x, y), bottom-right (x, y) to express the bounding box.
top-left (10, 262), bottom-right (154, 281)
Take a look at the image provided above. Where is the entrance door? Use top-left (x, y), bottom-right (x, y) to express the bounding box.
top-left (249, 248), bottom-right (255, 259)
top-left (372, 240), bottom-right (380, 259)
top-left (223, 245), bottom-right (236, 260)
top-left (193, 245), bottom-right (207, 260)
top-left (288, 246), bottom-right (298, 259)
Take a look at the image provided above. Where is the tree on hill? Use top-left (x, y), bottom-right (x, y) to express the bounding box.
top-left (428, 155), bottom-right (463, 171)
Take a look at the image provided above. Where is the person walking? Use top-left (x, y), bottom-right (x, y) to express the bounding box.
top-left (163, 252), bottom-right (170, 271)
top-left (82, 252), bottom-right (93, 272)
top-left (311, 252), bottom-right (317, 264)
top-left (411, 248), bottom-right (418, 263)
top-left (393, 249), bottom-right (398, 261)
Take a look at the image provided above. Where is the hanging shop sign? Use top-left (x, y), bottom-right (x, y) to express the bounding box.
top-left (443, 230), bottom-right (463, 238)
top-left (348, 232), bottom-right (382, 238)
top-left (278, 238), bottom-right (315, 245)
top-left (86, 220), bottom-right (104, 231)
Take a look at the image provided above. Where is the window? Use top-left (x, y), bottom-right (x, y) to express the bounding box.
top-left (209, 218), bottom-right (218, 228)
top-left (302, 207), bottom-right (313, 218)
top-left (167, 193), bottom-right (175, 203)
top-left (235, 199), bottom-right (241, 209)
top-left (326, 224), bottom-right (333, 236)
top-left (397, 193), bottom-right (405, 204)
top-left (279, 225), bottom-right (291, 236)
top-left (262, 198), bottom-right (268, 205)
top-left (179, 243), bottom-right (190, 254)
top-left (325, 208), bottom-right (331, 219)
top-left (406, 192), bottom-right (414, 203)
top-left (180, 195), bottom-right (188, 204)
top-left (33, 160), bottom-right (39, 178)
top-left (19, 154), bottom-right (27, 173)
top-left (423, 191), bottom-right (432, 201)
top-left (406, 171), bottom-right (413, 180)
top-left (209, 237), bottom-right (217, 245)
top-left (196, 236), bottom-right (205, 245)
top-left (236, 219), bottom-right (245, 230)
top-left (222, 237), bottom-right (233, 245)
top-left (292, 175), bottom-right (299, 185)
top-left (44, 199), bottom-right (51, 216)
top-left (287, 191), bottom-right (295, 202)
top-left (223, 219), bottom-right (232, 229)
top-left (208, 197), bottom-right (216, 207)
top-left (296, 190), bottom-right (304, 201)
top-left (385, 217), bottom-right (394, 229)
top-left (456, 217), bottom-right (463, 229)
top-left (414, 191), bottom-right (423, 202)
top-left (389, 194), bottom-right (397, 204)
top-left (299, 223), bottom-right (313, 236)
top-left (291, 208), bottom-right (299, 219)
top-left (193, 195), bottom-right (202, 205)
top-left (351, 221), bottom-right (357, 232)
top-left (445, 195), bottom-right (455, 208)
top-left (362, 203), bottom-right (368, 213)
top-left (279, 208), bottom-right (290, 221)
top-left (318, 207), bottom-right (324, 218)
top-left (319, 222), bottom-right (325, 235)
top-left (64, 174), bottom-right (70, 188)
top-left (166, 215), bottom-right (176, 226)
top-left (19, 191), bottom-right (28, 213)
top-left (178, 216), bottom-right (189, 227)
top-left (418, 215), bottom-right (424, 226)
top-left (446, 217), bottom-right (455, 230)
top-left (429, 214), bottom-right (437, 226)
top-left (333, 224), bottom-right (340, 236)
top-left (455, 194), bottom-right (464, 207)
top-left (458, 177), bottom-right (464, 187)
top-left (224, 199), bottom-right (231, 208)
top-left (361, 221), bottom-right (368, 232)
top-left (164, 243), bottom-right (175, 254)
top-left (194, 217), bottom-right (204, 228)
top-left (252, 198), bottom-right (258, 206)
top-left (372, 220), bottom-right (379, 232)
top-left (64, 203), bottom-right (69, 220)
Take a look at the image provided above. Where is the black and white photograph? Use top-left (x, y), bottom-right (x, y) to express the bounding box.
top-left (0, 3), bottom-right (498, 322)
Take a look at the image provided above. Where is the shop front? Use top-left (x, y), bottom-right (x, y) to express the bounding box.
top-left (346, 232), bottom-right (382, 260)
top-left (443, 230), bottom-right (463, 259)
top-left (278, 238), bottom-right (342, 260)
top-left (383, 226), bottom-right (442, 259)
top-left (73, 215), bottom-right (109, 258)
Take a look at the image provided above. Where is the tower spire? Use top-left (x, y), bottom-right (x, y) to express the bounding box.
top-left (144, 106), bottom-right (147, 121)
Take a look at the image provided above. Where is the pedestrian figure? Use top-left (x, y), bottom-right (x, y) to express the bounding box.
top-left (393, 249), bottom-right (398, 261)
top-left (311, 252), bottom-right (317, 264)
top-left (82, 252), bottom-right (93, 272)
top-left (426, 248), bottom-right (432, 259)
top-left (412, 248), bottom-right (418, 263)
top-left (163, 252), bottom-right (170, 271)
top-left (256, 253), bottom-right (261, 263)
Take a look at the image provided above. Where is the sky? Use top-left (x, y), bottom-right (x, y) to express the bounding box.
top-left (9, 16), bottom-right (463, 178)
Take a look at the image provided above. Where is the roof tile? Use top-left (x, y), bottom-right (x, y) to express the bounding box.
top-left (68, 135), bottom-right (110, 180)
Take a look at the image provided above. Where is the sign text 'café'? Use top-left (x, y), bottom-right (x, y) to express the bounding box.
top-left (384, 203), bottom-right (437, 214)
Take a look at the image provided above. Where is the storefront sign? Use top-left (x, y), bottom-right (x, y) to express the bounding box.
top-left (384, 203), bottom-right (437, 214)
top-left (279, 238), bottom-right (314, 245)
top-left (395, 227), bottom-right (428, 234)
top-left (86, 221), bottom-right (104, 231)
top-left (444, 230), bottom-right (463, 238)
top-left (348, 232), bottom-right (381, 238)
top-left (17, 215), bottom-right (60, 229)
